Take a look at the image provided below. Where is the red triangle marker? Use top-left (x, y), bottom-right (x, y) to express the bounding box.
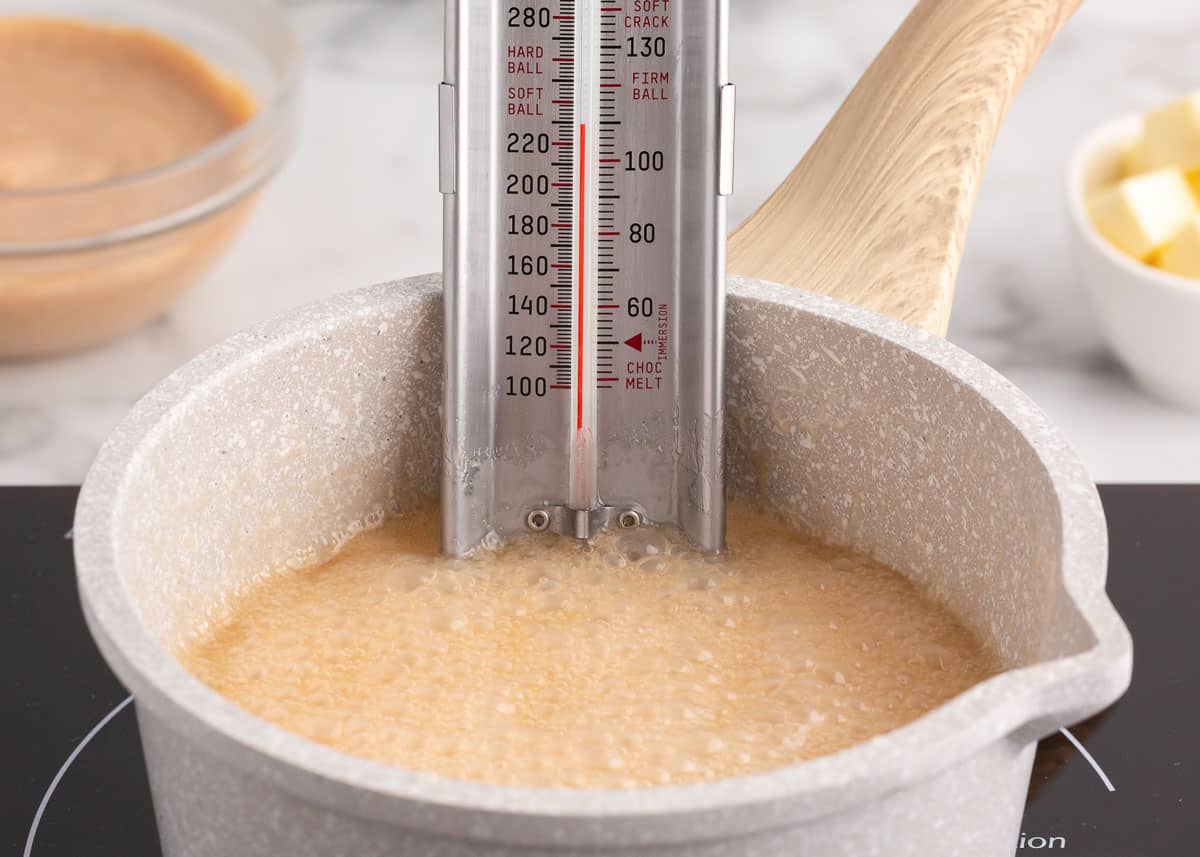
top-left (624, 334), bottom-right (643, 352)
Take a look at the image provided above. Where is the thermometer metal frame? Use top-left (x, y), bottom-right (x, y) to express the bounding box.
top-left (440, 0), bottom-right (733, 555)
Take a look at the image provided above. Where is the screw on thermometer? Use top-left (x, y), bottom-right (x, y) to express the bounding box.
top-left (441, 0), bottom-right (734, 555)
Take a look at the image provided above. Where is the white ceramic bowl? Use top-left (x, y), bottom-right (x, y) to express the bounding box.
top-left (1067, 115), bottom-right (1200, 411)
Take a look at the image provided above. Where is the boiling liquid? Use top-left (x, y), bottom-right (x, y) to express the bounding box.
top-left (180, 503), bottom-right (999, 789)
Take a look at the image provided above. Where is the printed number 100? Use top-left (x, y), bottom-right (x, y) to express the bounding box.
top-left (506, 376), bottom-right (547, 397)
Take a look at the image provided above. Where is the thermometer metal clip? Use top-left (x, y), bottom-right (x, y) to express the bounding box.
top-left (440, 0), bottom-right (734, 555)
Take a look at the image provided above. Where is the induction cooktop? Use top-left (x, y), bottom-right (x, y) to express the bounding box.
top-left (3, 486), bottom-right (1196, 856)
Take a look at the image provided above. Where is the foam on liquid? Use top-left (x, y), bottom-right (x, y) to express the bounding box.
top-left (180, 503), bottom-right (999, 789)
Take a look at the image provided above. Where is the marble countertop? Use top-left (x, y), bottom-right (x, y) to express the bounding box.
top-left (2, 0), bottom-right (1199, 484)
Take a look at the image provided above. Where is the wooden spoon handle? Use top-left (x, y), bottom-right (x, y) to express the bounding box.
top-left (728, 0), bottom-right (1084, 335)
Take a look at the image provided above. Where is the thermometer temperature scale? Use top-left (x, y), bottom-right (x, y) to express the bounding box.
top-left (440, 0), bottom-right (734, 554)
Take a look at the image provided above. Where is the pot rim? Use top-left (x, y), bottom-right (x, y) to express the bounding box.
top-left (74, 273), bottom-right (1132, 847)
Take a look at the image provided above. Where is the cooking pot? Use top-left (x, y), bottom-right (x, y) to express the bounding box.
top-left (74, 0), bottom-right (1131, 854)
top-left (74, 272), bottom-right (1130, 857)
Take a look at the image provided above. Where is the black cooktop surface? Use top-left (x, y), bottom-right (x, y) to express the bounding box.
top-left (3, 486), bottom-right (1197, 856)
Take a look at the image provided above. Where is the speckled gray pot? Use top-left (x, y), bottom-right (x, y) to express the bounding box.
top-left (75, 274), bottom-right (1131, 857)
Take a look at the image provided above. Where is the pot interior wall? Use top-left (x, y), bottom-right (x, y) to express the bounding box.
top-left (112, 280), bottom-right (1094, 668)
top-left (724, 287), bottom-right (1094, 667)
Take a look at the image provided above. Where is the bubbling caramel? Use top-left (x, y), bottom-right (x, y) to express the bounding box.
top-left (180, 503), bottom-right (999, 789)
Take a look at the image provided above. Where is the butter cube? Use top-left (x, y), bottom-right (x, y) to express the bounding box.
top-left (1126, 93), bottom-right (1200, 175)
top-left (1157, 215), bottom-right (1200, 279)
top-left (1088, 168), bottom-right (1198, 260)
top-left (1188, 167), bottom-right (1200, 199)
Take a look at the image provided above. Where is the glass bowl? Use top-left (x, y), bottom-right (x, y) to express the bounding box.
top-left (0, 0), bottom-right (299, 358)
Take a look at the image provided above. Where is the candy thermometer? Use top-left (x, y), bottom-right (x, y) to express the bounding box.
top-left (440, 0), bottom-right (735, 554)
